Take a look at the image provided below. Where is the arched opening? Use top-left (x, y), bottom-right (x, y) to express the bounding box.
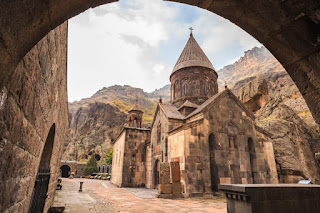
top-left (1, 1), bottom-right (320, 212)
top-left (248, 137), bottom-right (256, 183)
top-left (29, 124), bottom-right (55, 213)
top-left (60, 165), bottom-right (71, 178)
top-left (157, 123), bottom-right (161, 144)
top-left (208, 134), bottom-right (219, 192)
top-left (204, 82), bottom-right (207, 95)
top-left (95, 154), bottom-right (101, 161)
top-left (184, 83), bottom-right (187, 96)
top-left (154, 159), bottom-right (160, 189)
top-left (173, 84), bottom-right (176, 100)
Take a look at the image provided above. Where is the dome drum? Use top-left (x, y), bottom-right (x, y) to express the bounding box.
top-left (170, 66), bottom-right (218, 107)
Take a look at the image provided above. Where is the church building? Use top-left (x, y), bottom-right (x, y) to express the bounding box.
top-left (111, 31), bottom-right (278, 197)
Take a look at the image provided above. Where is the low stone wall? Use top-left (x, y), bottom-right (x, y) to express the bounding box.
top-left (219, 184), bottom-right (320, 213)
top-left (157, 162), bottom-right (182, 198)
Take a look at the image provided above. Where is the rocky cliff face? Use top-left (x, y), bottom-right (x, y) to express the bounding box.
top-left (222, 46), bottom-right (318, 133)
top-left (235, 76), bottom-right (320, 183)
top-left (256, 97), bottom-right (320, 183)
top-left (63, 85), bottom-right (166, 161)
top-left (63, 102), bottom-right (127, 161)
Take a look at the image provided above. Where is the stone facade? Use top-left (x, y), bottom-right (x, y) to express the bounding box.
top-left (111, 126), bottom-right (150, 187)
top-left (60, 161), bottom-right (86, 178)
top-left (0, 23), bottom-right (68, 213)
top-left (167, 90), bottom-right (278, 196)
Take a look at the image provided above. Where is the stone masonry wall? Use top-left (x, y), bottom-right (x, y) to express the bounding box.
top-left (0, 22), bottom-right (68, 213)
top-left (111, 130), bottom-right (126, 186)
top-left (168, 93), bottom-right (278, 196)
top-left (121, 128), bottom-right (150, 187)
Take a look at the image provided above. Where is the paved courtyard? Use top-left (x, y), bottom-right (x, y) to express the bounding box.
top-left (52, 178), bottom-right (227, 213)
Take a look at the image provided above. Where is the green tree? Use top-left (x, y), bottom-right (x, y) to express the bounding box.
top-left (83, 155), bottom-right (99, 175)
top-left (105, 148), bottom-right (113, 165)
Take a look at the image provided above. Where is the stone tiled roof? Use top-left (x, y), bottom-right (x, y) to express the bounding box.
top-left (172, 33), bottom-right (215, 74)
top-left (129, 101), bottom-right (143, 112)
top-left (186, 89), bottom-right (255, 120)
top-left (159, 103), bottom-right (185, 120)
top-left (178, 100), bottom-right (199, 110)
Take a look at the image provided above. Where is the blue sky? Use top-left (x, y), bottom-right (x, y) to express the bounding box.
top-left (68, 0), bottom-right (262, 102)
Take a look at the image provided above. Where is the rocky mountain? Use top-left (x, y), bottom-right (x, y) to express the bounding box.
top-left (225, 47), bottom-right (318, 133)
top-left (147, 84), bottom-right (171, 103)
top-left (63, 85), bottom-right (167, 161)
top-left (256, 97), bottom-right (320, 183)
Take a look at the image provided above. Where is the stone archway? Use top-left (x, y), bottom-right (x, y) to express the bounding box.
top-left (60, 165), bottom-right (71, 178)
top-left (28, 124), bottom-right (56, 213)
top-left (0, 0), bottom-right (319, 127)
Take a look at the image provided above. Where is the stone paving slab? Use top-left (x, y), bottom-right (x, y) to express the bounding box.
top-left (123, 187), bottom-right (158, 198)
top-left (53, 178), bottom-right (227, 213)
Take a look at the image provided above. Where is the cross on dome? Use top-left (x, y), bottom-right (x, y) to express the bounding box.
top-left (189, 27), bottom-right (194, 35)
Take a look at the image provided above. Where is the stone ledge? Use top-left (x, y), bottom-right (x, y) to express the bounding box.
top-left (219, 184), bottom-right (320, 213)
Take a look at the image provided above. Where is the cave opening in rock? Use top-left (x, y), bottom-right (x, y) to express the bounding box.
top-left (95, 154), bottom-right (101, 161)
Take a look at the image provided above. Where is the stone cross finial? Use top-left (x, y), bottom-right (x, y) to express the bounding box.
top-left (225, 81), bottom-right (228, 89)
top-left (189, 27), bottom-right (194, 35)
top-left (159, 96), bottom-right (162, 103)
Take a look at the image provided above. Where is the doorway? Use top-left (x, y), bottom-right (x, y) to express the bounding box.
top-left (60, 165), bottom-right (71, 178)
top-left (154, 159), bottom-right (160, 189)
top-left (208, 134), bottom-right (219, 191)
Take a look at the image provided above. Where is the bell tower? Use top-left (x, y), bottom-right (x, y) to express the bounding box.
top-left (170, 29), bottom-right (218, 107)
top-left (128, 99), bottom-right (143, 128)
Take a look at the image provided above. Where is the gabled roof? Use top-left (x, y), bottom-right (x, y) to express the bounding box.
top-left (129, 101), bottom-right (143, 112)
top-left (172, 33), bottom-right (215, 74)
top-left (160, 103), bottom-right (185, 120)
top-left (186, 89), bottom-right (255, 120)
top-left (150, 103), bottom-right (184, 129)
top-left (178, 100), bottom-right (199, 110)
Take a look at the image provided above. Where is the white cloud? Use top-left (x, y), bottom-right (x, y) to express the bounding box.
top-left (67, 0), bottom-right (263, 102)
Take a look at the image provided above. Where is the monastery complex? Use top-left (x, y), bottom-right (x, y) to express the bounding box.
top-left (111, 32), bottom-right (278, 197)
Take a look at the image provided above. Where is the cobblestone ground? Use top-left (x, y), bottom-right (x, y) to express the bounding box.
top-left (53, 178), bottom-right (227, 213)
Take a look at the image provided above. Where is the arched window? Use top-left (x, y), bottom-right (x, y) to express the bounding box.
top-left (204, 83), bottom-right (207, 95)
top-left (157, 123), bottom-right (161, 144)
top-left (173, 84), bottom-right (175, 100)
top-left (165, 138), bottom-right (168, 157)
top-left (227, 122), bottom-right (238, 149)
top-left (184, 83), bottom-right (187, 95)
top-left (229, 136), bottom-right (235, 148)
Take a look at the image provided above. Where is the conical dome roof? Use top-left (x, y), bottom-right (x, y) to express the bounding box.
top-left (129, 100), bottom-right (143, 112)
top-left (172, 33), bottom-right (215, 74)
